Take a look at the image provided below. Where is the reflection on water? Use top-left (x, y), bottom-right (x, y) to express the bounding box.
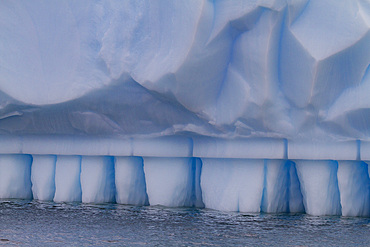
top-left (0, 200), bottom-right (368, 246)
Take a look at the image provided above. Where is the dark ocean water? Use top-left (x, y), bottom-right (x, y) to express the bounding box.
top-left (0, 200), bottom-right (368, 246)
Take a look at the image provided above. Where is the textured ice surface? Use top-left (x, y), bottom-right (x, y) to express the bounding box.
top-left (31, 155), bottom-right (56, 201)
top-left (0, 154), bottom-right (32, 199)
top-left (0, 153), bottom-right (367, 216)
top-left (261, 160), bottom-right (304, 213)
top-left (193, 138), bottom-right (285, 159)
top-left (337, 161), bottom-right (370, 217)
top-left (0, 0), bottom-right (369, 141)
top-left (201, 159), bottom-right (265, 212)
top-left (201, 159), bottom-right (305, 213)
top-left (295, 160), bottom-right (342, 216)
top-left (81, 156), bottom-right (115, 203)
top-left (114, 157), bottom-right (148, 205)
top-left (0, 1), bottom-right (370, 216)
top-left (143, 158), bottom-right (194, 207)
top-left (54, 156), bottom-right (82, 202)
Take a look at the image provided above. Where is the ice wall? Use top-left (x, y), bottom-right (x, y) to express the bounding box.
top-left (54, 156), bottom-right (82, 202)
top-left (81, 156), bottom-right (115, 203)
top-left (31, 155), bottom-right (56, 201)
top-left (0, 155), bottom-right (32, 199)
top-left (114, 157), bottom-right (148, 205)
top-left (0, 152), bottom-right (368, 217)
top-left (0, 1), bottom-right (370, 217)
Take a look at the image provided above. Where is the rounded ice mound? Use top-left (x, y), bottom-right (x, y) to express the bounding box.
top-left (0, 1), bottom-right (110, 105)
top-left (0, 0), bottom-right (369, 141)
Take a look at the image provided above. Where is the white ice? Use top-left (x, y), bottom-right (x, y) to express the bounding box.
top-left (295, 160), bottom-right (341, 216)
top-left (261, 160), bottom-right (304, 213)
top-left (0, 153), bottom-right (367, 216)
top-left (201, 159), bottom-right (264, 212)
top-left (114, 156), bottom-right (148, 205)
top-left (80, 156), bottom-right (115, 203)
top-left (31, 155), bottom-right (56, 201)
top-left (0, 0), bottom-right (369, 141)
top-left (143, 158), bottom-right (194, 207)
top-left (54, 156), bottom-right (82, 203)
top-left (0, 1), bottom-right (369, 217)
top-left (0, 154), bottom-right (32, 199)
top-left (337, 161), bottom-right (370, 217)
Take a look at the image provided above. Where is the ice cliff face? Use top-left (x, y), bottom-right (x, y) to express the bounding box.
top-left (1, 0), bottom-right (370, 140)
top-left (0, 1), bottom-right (370, 216)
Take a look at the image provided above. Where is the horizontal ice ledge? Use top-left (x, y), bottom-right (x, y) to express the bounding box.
top-left (0, 135), bottom-right (366, 160)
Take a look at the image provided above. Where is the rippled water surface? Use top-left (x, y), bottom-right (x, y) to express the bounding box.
top-left (0, 200), bottom-right (369, 246)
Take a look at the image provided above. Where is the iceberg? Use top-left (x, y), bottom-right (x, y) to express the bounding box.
top-left (0, 0), bottom-right (369, 216)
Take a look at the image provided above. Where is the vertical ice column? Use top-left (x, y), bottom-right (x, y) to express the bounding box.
top-left (0, 154), bottom-right (32, 199)
top-left (114, 156), bottom-right (148, 205)
top-left (287, 161), bottom-right (306, 213)
top-left (54, 156), bottom-right (82, 202)
top-left (192, 158), bottom-right (205, 208)
top-left (80, 156), bottom-right (115, 203)
top-left (201, 159), bottom-right (264, 212)
top-left (295, 160), bottom-right (341, 216)
top-left (31, 155), bottom-right (56, 201)
top-left (261, 160), bottom-right (304, 213)
top-left (337, 161), bottom-right (370, 217)
top-left (143, 157), bottom-right (193, 207)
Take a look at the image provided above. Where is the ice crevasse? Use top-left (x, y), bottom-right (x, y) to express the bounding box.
top-left (0, 0), bottom-right (369, 216)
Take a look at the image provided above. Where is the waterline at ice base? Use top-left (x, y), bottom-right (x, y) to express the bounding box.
top-left (0, 0), bottom-right (369, 217)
